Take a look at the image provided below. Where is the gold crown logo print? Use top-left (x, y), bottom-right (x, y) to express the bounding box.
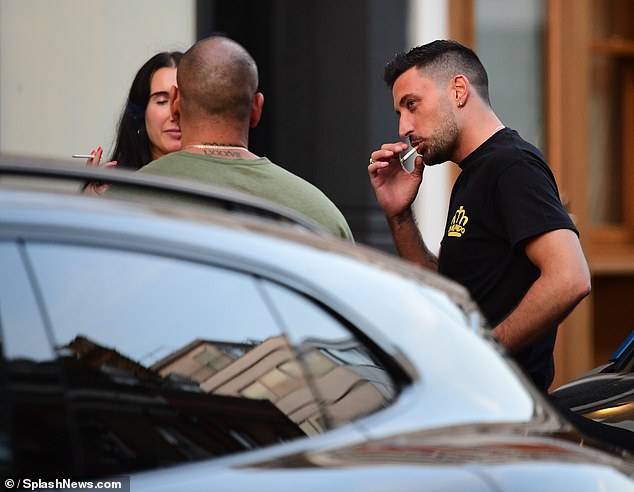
top-left (448, 206), bottom-right (468, 237)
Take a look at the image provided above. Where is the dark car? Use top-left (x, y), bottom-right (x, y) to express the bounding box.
top-left (1, 159), bottom-right (633, 491)
top-left (552, 330), bottom-right (634, 434)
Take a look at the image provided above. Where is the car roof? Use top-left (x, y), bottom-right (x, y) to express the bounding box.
top-left (0, 156), bottom-right (330, 235)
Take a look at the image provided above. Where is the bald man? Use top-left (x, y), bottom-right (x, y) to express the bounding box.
top-left (138, 36), bottom-right (353, 241)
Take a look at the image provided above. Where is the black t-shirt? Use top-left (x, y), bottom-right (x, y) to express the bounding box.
top-left (438, 128), bottom-right (577, 390)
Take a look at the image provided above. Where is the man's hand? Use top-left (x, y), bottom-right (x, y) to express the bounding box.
top-left (368, 142), bottom-right (425, 219)
top-left (368, 142), bottom-right (437, 270)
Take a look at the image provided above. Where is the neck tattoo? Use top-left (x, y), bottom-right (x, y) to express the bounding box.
top-left (183, 143), bottom-right (249, 158)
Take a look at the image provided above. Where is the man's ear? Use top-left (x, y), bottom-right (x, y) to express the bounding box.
top-left (452, 75), bottom-right (469, 107)
top-left (169, 85), bottom-right (180, 123)
top-left (249, 92), bottom-right (264, 128)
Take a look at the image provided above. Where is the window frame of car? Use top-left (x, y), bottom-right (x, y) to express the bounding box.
top-left (0, 221), bottom-right (413, 477)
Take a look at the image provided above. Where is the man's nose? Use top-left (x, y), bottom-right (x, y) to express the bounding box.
top-left (398, 116), bottom-right (413, 139)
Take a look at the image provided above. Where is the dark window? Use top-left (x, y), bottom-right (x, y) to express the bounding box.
top-left (0, 242), bottom-right (74, 477)
top-left (0, 241), bottom-right (398, 477)
top-left (261, 281), bottom-right (398, 432)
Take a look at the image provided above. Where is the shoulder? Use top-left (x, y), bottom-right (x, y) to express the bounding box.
top-left (475, 130), bottom-right (554, 185)
top-left (262, 160), bottom-right (354, 240)
top-left (497, 131), bottom-right (548, 169)
top-left (260, 159), bottom-right (326, 190)
top-left (139, 152), bottom-right (197, 175)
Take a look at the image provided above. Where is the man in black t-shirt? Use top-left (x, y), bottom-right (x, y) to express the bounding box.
top-left (367, 40), bottom-right (590, 392)
top-left (438, 128), bottom-right (578, 389)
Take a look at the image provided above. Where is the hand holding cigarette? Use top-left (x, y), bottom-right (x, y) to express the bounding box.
top-left (367, 141), bottom-right (425, 220)
top-left (368, 142), bottom-right (421, 172)
top-left (73, 146), bottom-right (102, 167)
top-left (72, 147), bottom-right (117, 169)
top-left (74, 146), bottom-right (118, 195)
top-left (399, 146), bottom-right (420, 165)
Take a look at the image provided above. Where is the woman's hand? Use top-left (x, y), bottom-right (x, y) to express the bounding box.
top-left (83, 146), bottom-right (118, 195)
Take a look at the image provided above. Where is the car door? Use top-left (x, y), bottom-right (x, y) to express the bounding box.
top-left (0, 237), bottom-right (401, 480)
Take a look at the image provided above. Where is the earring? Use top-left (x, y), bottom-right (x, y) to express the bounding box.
top-left (457, 101), bottom-right (464, 108)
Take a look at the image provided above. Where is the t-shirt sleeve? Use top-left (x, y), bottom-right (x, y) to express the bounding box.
top-left (495, 160), bottom-right (578, 248)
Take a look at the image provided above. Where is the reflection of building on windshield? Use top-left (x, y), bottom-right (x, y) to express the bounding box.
top-left (152, 335), bottom-right (394, 436)
top-left (8, 335), bottom-right (305, 477)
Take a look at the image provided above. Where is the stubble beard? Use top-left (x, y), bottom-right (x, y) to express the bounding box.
top-left (419, 108), bottom-right (459, 166)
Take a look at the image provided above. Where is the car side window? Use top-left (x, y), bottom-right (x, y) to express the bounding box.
top-left (19, 242), bottom-right (303, 476)
top-left (0, 242), bottom-right (75, 478)
top-left (2, 242), bottom-right (398, 478)
top-left (0, 243), bottom-right (52, 361)
top-left (260, 281), bottom-right (398, 434)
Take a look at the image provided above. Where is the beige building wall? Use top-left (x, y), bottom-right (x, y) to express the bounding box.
top-left (0, 0), bottom-right (195, 162)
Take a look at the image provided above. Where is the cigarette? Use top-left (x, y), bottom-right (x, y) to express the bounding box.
top-left (72, 154), bottom-right (95, 159)
top-left (400, 146), bottom-right (419, 163)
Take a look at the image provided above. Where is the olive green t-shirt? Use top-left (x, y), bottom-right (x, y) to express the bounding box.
top-left (138, 152), bottom-right (353, 241)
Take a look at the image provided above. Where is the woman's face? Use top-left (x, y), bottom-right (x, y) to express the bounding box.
top-left (145, 67), bottom-right (181, 160)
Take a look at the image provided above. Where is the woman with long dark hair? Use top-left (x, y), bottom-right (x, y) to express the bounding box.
top-left (84, 51), bottom-right (183, 177)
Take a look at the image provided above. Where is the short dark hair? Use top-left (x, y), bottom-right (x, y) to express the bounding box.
top-left (384, 40), bottom-right (490, 105)
top-left (110, 51), bottom-right (183, 170)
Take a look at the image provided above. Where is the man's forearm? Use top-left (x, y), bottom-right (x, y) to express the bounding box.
top-left (493, 229), bottom-right (591, 353)
top-left (492, 269), bottom-right (590, 353)
top-left (387, 208), bottom-right (439, 271)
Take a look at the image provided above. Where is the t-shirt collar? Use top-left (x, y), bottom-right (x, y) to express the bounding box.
top-left (458, 127), bottom-right (509, 171)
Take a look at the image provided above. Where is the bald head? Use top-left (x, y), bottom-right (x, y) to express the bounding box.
top-left (177, 36), bottom-right (259, 123)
